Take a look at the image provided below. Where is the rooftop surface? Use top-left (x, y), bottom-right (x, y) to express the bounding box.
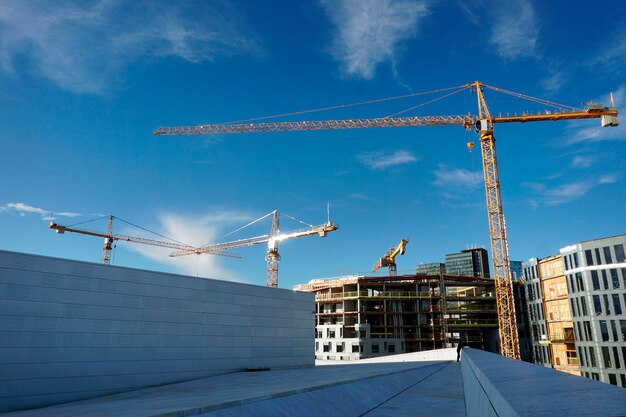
top-left (4, 348), bottom-right (626, 417)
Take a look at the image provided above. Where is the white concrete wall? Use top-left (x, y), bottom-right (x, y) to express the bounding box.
top-left (0, 250), bottom-right (314, 412)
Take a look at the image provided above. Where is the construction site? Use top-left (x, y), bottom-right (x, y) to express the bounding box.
top-left (296, 273), bottom-right (499, 360)
top-left (2, 78), bottom-right (624, 416)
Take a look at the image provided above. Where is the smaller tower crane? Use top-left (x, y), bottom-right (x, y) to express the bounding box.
top-left (372, 239), bottom-right (409, 276)
top-left (49, 215), bottom-right (238, 264)
top-left (169, 210), bottom-right (338, 287)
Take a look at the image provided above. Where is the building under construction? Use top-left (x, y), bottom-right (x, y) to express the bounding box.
top-left (296, 273), bottom-right (500, 360)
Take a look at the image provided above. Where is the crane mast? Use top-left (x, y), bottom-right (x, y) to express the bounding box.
top-left (155, 81), bottom-right (618, 359)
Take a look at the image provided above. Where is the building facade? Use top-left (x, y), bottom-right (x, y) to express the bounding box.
top-left (561, 234), bottom-right (626, 387)
top-left (296, 274), bottom-right (499, 361)
top-left (522, 258), bottom-right (551, 367)
top-left (444, 248), bottom-right (490, 278)
top-left (539, 255), bottom-right (580, 375)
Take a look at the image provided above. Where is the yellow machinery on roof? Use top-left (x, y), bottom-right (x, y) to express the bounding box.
top-left (372, 239), bottom-right (409, 276)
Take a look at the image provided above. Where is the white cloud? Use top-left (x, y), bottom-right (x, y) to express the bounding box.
top-left (123, 210), bottom-right (255, 283)
top-left (320, 0), bottom-right (428, 80)
top-left (486, 0), bottom-right (539, 60)
top-left (541, 69), bottom-right (565, 95)
top-left (0, 1), bottom-right (261, 93)
top-left (433, 165), bottom-right (482, 189)
top-left (571, 155), bottom-right (595, 169)
top-left (357, 149), bottom-right (417, 170)
top-left (527, 175), bottom-right (619, 207)
top-left (0, 202), bottom-right (81, 219)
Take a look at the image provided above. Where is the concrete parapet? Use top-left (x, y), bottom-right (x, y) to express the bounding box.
top-left (461, 348), bottom-right (626, 417)
top-left (0, 250), bottom-right (314, 413)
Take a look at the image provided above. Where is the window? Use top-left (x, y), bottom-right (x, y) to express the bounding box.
top-left (371, 344), bottom-right (379, 353)
top-left (337, 343), bottom-right (344, 353)
top-left (564, 256), bottom-right (570, 270)
top-left (602, 270), bottom-right (609, 290)
top-left (609, 374), bottom-right (617, 385)
top-left (603, 294), bottom-right (611, 315)
top-left (589, 347), bottom-right (597, 367)
top-left (611, 320), bottom-right (619, 342)
top-left (595, 248), bottom-right (602, 265)
top-left (611, 269), bottom-right (620, 289)
top-left (600, 321), bottom-right (610, 342)
top-left (352, 344), bottom-right (359, 353)
top-left (614, 346), bottom-right (621, 369)
top-left (573, 253), bottom-right (579, 268)
top-left (323, 343), bottom-right (331, 352)
top-left (580, 297), bottom-right (588, 316)
top-left (591, 372), bottom-right (599, 381)
top-left (603, 246), bottom-right (613, 264)
top-left (388, 344), bottom-right (396, 353)
top-left (621, 320), bottom-right (626, 342)
top-left (613, 294), bottom-right (622, 315)
top-left (602, 346), bottom-right (612, 368)
top-left (585, 250), bottom-right (594, 266)
top-left (594, 295), bottom-right (602, 315)
top-left (578, 347), bottom-right (586, 367)
top-left (583, 321), bottom-right (593, 341)
top-left (591, 271), bottom-right (600, 290)
top-left (614, 244), bottom-right (625, 263)
top-left (576, 272), bottom-right (584, 292)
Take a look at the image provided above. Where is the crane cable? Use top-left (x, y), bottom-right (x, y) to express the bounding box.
top-left (222, 84), bottom-right (469, 124)
top-left (482, 83), bottom-right (581, 111)
top-left (386, 86), bottom-right (471, 117)
top-left (67, 215), bottom-right (191, 246)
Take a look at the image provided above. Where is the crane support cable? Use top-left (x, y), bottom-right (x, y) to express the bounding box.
top-left (481, 83), bottom-right (581, 111)
top-left (280, 212), bottom-right (315, 228)
top-left (67, 215), bottom-right (110, 228)
top-left (112, 216), bottom-right (190, 246)
top-left (387, 86), bottom-right (471, 117)
top-left (220, 211), bottom-right (276, 240)
top-left (214, 85), bottom-right (470, 125)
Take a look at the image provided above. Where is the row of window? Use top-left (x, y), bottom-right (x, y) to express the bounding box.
top-left (574, 319), bottom-right (626, 343)
top-left (585, 244), bottom-right (626, 267)
top-left (578, 345), bottom-right (626, 372)
top-left (565, 244), bottom-right (626, 271)
top-left (316, 341), bottom-right (399, 354)
top-left (585, 371), bottom-right (626, 387)
top-left (568, 291), bottom-right (625, 318)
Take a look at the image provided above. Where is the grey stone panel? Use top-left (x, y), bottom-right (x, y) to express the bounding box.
top-left (0, 250), bottom-right (314, 412)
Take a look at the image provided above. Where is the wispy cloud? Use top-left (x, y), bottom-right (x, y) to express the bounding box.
top-left (433, 165), bottom-right (482, 189)
top-left (357, 149), bottom-right (417, 170)
top-left (320, 0), bottom-right (429, 80)
top-left (0, 1), bottom-right (261, 93)
top-left (571, 155), bottom-right (595, 169)
top-left (124, 210), bottom-right (255, 282)
top-left (527, 174), bottom-right (619, 207)
top-left (563, 85), bottom-right (625, 145)
top-left (541, 67), bottom-right (565, 95)
top-left (0, 202), bottom-right (81, 219)
top-left (485, 0), bottom-right (539, 60)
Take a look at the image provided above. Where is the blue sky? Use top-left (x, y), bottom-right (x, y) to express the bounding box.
top-left (1, 0), bottom-right (624, 288)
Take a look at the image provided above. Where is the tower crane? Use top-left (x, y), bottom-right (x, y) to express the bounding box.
top-left (154, 81), bottom-right (618, 359)
top-left (372, 239), bottom-right (409, 276)
top-left (169, 210), bottom-right (338, 288)
top-left (49, 215), bottom-right (239, 264)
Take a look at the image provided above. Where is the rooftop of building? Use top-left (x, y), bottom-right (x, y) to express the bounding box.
top-left (4, 348), bottom-right (626, 417)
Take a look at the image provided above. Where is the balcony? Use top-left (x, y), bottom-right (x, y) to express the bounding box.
top-left (548, 329), bottom-right (575, 343)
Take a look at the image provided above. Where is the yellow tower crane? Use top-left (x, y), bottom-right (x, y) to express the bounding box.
top-left (154, 81), bottom-right (618, 359)
top-left (49, 215), bottom-right (238, 264)
top-left (168, 210), bottom-right (338, 288)
top-left (372, 239), bottom-right (409, 276)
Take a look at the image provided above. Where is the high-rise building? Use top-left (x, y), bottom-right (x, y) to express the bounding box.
top-left (560, 234), bottom-right (626, 387)
top-left (445, 248), bottom-right (490, 278)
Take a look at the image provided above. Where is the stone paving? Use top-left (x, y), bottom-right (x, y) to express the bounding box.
top-left (0, 358), bottom-right (464, 417)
